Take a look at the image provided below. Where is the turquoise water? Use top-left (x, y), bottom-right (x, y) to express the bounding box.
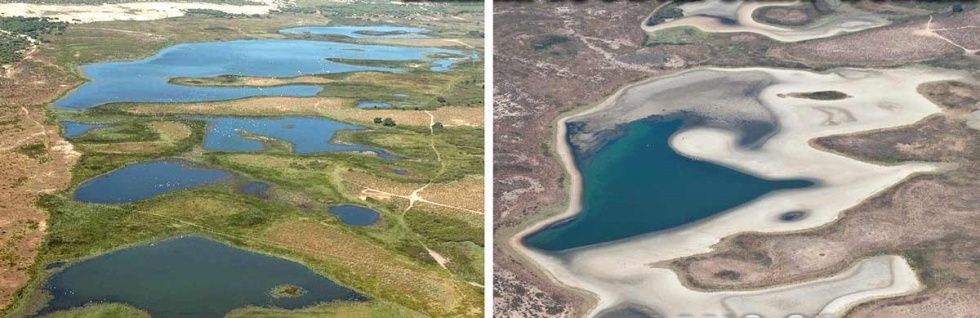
top-left (37, 236), bottom-right (365, 318)
top-left (73, 160), bottom-right (232, 204)
top-left (54, 39), bottom-right (461, 110)
top-left (60, 121), bottom-right (104, 139)
top-left (196, 116), bottom-right (394, 158)
top-left (525, 118), bottom-right (813, 251)
top-left (280, 25), bottom-right (431, 38)
top-left (328, 204), bottom-right (380, 226)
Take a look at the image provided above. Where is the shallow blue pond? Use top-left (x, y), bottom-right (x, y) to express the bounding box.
top-left (356, 101), bottom-right (392, 109)
top-left (525, 118), bottom-right (814, 251)
top-left (279, 25), bottom-right (431, 38)
top-left (74, 160), bottom-right (232, 204)
top-left (55, 39), bottom-right (462, 110)
top-left (329, 204), bottom-right (380, 226)
top-left (195, 117), bottom-right (394, 158)
top-left (37, 235), bottom-right (365, 318)
top-left (239, 181), bottom-right (271, 199)
top-left (60, 121), bottom-right (104, 139)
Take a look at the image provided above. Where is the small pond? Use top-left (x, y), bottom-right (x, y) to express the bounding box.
top-left (60, 121), bottom-right (105, 139)
top-left (73, 160), bottom-right (232, 204)
top-left (355, 101), bottom-right (392, 109)
top-left (329, 204), bottom-right (380, 226)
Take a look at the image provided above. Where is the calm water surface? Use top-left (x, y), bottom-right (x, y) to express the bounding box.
top-left (196, 116), bottom-right (394, 158)
top-left (60, 121), bottom-right (104, 139)
top-left (329, 204), bottom-right (380, 226)
top-left (37, 236), bottom-right (365, 318)
top-left (55, 39), bottom-right (461, 110)
top-left (525, 119), bottom-right (813, 251)
top-left (74, 160), bottom-right (232, 204)
top-left (355, 101), bottom-right (392, 109)
top-left (279, 25), bottom-right (431, 38)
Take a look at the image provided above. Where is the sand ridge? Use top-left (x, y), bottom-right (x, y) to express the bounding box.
top-left (0, 0), bottom-right (278, 23)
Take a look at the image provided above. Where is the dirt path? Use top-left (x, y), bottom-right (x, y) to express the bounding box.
top-left (918, 15), bottom-right (979, 54)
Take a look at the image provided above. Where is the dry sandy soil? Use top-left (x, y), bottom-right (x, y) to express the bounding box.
top-left (0, 0), bottom-right (278, 23)
top-left (0, 40), bottom-right (78, 311)
top-left (124, 96), bottom-right (484, 128)
top-left (667, 78), bottom-right (980, 316)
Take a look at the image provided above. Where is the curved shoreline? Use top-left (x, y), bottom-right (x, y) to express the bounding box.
top-left (642, 0), bottom-right (891, 43)
top-left (510, 66), bottom-right (968, 317)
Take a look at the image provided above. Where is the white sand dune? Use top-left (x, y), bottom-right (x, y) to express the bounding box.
top-left (0, 1), bottom-right (277, 23)
top-left (643, 0), bottom-right (890, 42)
top-left (512, 66), bottom-right (969, 317)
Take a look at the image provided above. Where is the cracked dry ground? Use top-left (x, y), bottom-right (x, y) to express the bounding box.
top-left (493, 2), bottom-right (980, 317)
top-left (666, 80), bottom-right (980, 317)
top-left (0, 47), bottom-right (79, 309)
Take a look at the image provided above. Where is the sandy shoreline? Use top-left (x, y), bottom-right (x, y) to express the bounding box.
top-left (510, 66), bottom-right (968, 317)
top-left (642, 0), bottom-right (890, 42)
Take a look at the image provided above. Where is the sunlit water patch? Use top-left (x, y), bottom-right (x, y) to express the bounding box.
top-left (195, 117), bottom-right (395, 158)
top-left (36, 236), bottom-right (365, 318)
top-left (356, 101), bottom-right (392, 109)
top-left (328, 204), bottom-right (380, 226)
top-left (525, 118), bottom-right (813, 251)
top-left (73, 160), bottom-right (232, 204)
top-left (55, 39), bottom-right (462, 110)
top-left (279, 25), bottom-right (431, 39)
top-left (60, 121), bottom-right (105, 139)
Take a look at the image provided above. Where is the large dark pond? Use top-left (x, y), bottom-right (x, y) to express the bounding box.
top-left (37, 236), bottom-right (365, 317)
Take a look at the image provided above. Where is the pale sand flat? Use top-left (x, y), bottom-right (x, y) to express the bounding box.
top-left (642, 0), bottom-right (890, 43)
top-left (511, 66), bottom-right (969, 317)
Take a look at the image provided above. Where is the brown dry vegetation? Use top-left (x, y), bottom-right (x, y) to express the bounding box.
top-left (769, 10), bottom-right (979, 68)
top-left (0, 44), bottom-right (78, 310)
top-left (264, 219), bottom-right (480, 317)
top-left (665, 79), bottom-right (980, 317)
top-left (124, 96), bottom-right (483, 127)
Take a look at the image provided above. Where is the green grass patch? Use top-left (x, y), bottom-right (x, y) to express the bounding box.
top-left (40, 303), bottom-right (150, 318)
top-left (645, 26), bottom-right (710, 46)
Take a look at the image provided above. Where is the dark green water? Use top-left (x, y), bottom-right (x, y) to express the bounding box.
top-left (525, 118), bottom-right (813, 251)
top-left (37, 236), bottom-right (364, 317)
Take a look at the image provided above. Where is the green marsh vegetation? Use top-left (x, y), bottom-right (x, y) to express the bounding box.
top-left (0, 16), bottom-right (65, 64)
top-left (12, 3), bottom-right (485, 316)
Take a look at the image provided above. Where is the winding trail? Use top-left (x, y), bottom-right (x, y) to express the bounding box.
top-left (919, 15), bottom-right (980, 54)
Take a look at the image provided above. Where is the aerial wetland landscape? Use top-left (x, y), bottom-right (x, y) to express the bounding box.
top-left (494, 1), bottom-right (979, 317)
top-left (0, 0), bottom-right (484, 317)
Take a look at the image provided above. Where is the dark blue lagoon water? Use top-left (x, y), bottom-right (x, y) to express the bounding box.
top-left (37, 235), bottom-right (365, 318)
top-left (279, 25), bottom-right (431, 38)
top-left (54, 39), bottom-right (462, 110)
top-left (525, 118), bottom-right (813, 251)
top-left (196, 117), bottom-right (394, 158)
top-left (328, 204), bottom-right (380, 226)
top-left (74, 160), bottom-right (232, 204)
top-left (60, 121), bottom-right (104, 139)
